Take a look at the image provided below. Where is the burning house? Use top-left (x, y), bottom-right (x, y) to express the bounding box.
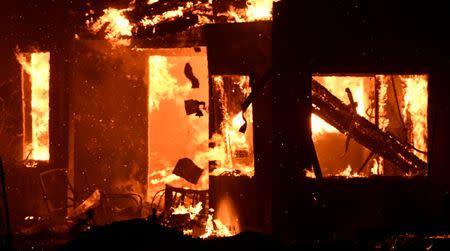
top-left (1, 0), bottom-right (450, 249)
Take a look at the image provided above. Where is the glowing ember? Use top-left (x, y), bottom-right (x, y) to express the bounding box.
top-left (17, 52), bottom-right (50, 162)
top-left (88, 8), bottom-right (133, 46)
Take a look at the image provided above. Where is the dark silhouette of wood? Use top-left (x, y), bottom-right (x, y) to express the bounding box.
top-left (0, 158), bottom-right (12, 249)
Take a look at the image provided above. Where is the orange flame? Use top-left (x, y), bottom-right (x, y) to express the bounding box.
top-left (148, 56), bottom-right (192, 112)
top-left (88, 8), bottom-right (133, 46)
top-left (312, 76), bottom-right (367, 138)
top-left (209, 76), bottom-right (254, 177)
top-left (172, 202), bottom-right (203, 220)
top-left (147, 53), bottom-right (209, 203)
top-left (17, 52), bottom-right (50, 162)
top-left (304, 168), bottom-right (316, 178)
top-left (169, 201), bottom-right (236, 239)
top-left (199, 209), bottom-right (236, 239)
top-left (224, 0), bottom-right (277, 22)
top-left (246, 0), bottom-right (275, 21)
top-left (215, 195), bottom-right (240, 235)
top-left (400, 75), bottom-right (428, 161)
top-left (337, 165), bottom-right (366, 178)
top-left (141, 7), bottom-right (184, 27)
top-left (312, 75), bottom-right (427, 177)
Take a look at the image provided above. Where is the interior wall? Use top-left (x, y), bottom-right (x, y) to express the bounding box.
top-left (70, 40), bottom-right (148, 207)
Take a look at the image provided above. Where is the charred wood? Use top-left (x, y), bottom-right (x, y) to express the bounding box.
top-left (125, 0), bottom-right (210, 23)
top-left (133, 14), bottom-right (199, 39)
top-left (311, 79), bottom-right (427, 175)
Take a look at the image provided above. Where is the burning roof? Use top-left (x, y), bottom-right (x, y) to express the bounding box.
top-left (84, 0), bottom-right (277, 46)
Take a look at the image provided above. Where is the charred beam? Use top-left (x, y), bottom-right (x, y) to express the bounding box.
top-left (0, 158), bottom-right (12, 248)
top-left (311, 79), bottom-right (427, 175)
top-left (126, 0), bottom-right (210, 23)
top-left (133, 13), bottom-right (199, 39)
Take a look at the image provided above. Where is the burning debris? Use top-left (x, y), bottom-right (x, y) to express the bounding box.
top-left (85, 0), bottom-right (276, 46)
top-left (311, 75), bottom-right (428, 177)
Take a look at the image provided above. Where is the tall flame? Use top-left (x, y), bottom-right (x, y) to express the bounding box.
top-left (148, 56), bottom-right (192, 112)
top-left (400, 75), bottom-right (428, 161)
top-left (17, 52), bottom-right (50, 162)
top-left (215, 195), bottom-right (240, 234)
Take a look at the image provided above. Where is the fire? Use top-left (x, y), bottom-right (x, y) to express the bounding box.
top-left (172, 202), bottom-right (203, 220)
top-left (400, 75), bottom-right (428, 161)
top-left (17, 52), bottom-right (50, 162)
top-left (377, 75), bottom-right (390, 131)
top-left (304, 168), bottom-right (316, 178)
top-left (147, 51), bottom-right (210, 204)
top-left (215, 195), bottom-right (240, 234)
top-left (311, 76), bottom-right (367, 137)
top-left (312, 75), bottom-right (427, 177)
top-left (148, 56), bottom-right (192, 112)
top-left (86, 0), bottom-right (274, 44)
top-left (370, 159), bottom-right (384, 175)
top-left (246, 0), bottom-right (275, 21)
top-left (199, 210), bottom-right (236, 239)
top-left (209, 76), bottom-right (254, 177)
top-left (223, 0), bottom-right (277, 22)
top-left (88, 8), bottom-right (133, 46)
top-left (140, 7), bottom-right (184, 27)
top-left (169, 201), bottom-right (236, 239)
top-left (337, 165), bottom-right (366, 178)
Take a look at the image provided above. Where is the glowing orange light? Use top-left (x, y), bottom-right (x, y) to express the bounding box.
top-left (17, 52), bottom-right (50, 162)
top-left (209, 76), bottom-right (254, 177)
top-left (246, 0), bottom-right (275, 21)
top-left (88, 8), bottom-right (133, 46)
top-left (400, 75), bottom-right (428, 161)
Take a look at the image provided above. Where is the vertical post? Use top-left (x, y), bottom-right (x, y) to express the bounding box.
top-left (0, 158), bottom-right (12, 249)
top-left (374, 76), bottom-right (380, 128)
top-left (374, 76), bottom-right (381, 174)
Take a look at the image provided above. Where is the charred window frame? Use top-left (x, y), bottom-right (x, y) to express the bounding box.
top-left (308, 74), bottom-right (429, 178)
